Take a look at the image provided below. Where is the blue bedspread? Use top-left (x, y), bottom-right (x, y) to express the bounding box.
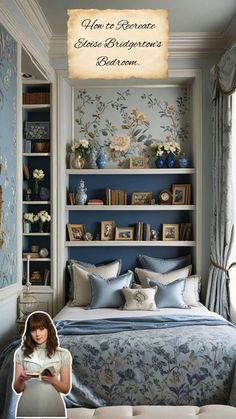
top-left (1, 315), bottom-right (236, 418)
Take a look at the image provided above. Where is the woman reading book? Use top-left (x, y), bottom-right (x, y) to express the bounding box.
top-left (12, 311), bottom-right (71, 418)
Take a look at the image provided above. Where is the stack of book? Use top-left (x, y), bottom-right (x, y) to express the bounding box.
top-left (179, 223), bottom-right (192, 240)
top-left (87, 199), bottom-right (104, 205)
top-left (106, 189), bottom-right (127, 205)
top-left (23, 92), bottom-right (50, 105)
top-left (135, 222), bottom-right (151, 241)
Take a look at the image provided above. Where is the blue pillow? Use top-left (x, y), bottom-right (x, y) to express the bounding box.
top-left (88, 271), bottom-right (134, 309)
top-left (148, 278), bottom-right (188, 309)
top-left (138, 254), bottom-right (191, 273)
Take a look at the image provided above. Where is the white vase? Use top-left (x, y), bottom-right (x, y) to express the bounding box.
top-left (23, 222), bottom-right (31, 234)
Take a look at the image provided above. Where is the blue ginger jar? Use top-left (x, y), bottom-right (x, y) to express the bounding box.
top-left (155, 156), bottom-right (165, 168)
top-left (165, 153), bottom-right (175, 168)
top-left (96, 150), bottom-right (107, 169)
top-left (75, 179), bottom-right (87, 205)
top-left (178, 153), bottom-right (189, 168)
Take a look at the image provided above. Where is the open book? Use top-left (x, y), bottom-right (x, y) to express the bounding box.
top-left (26, 366), bottom-right (56, 378)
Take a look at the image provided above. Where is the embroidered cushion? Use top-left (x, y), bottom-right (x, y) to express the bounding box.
top-left (122, 287), bottom-right (157, 311)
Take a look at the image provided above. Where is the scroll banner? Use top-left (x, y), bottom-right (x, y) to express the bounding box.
top-left (67, 9), bottom-right (168, 80)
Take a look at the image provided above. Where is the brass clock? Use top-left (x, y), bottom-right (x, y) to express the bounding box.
top-left (158, 190), bottom-right (172, 204)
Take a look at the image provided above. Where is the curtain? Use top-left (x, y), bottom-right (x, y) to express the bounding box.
top-left (205, 44), bottom-right (236, 319)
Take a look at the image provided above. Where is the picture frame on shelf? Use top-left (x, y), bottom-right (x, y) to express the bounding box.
top-left (172, 184), bottom-right (187, 205)
top-left (115, 226), bottom-right (134, 241)
top-left (25, 121), bottom-right (50, 140)
top-left (162, 224), bottom-right (179, 241)
top-left (101, 221), bottom-right (115, 241)
top-left (131, 192), bottom-right (152, 205)
top-left (67, 224), bottom-right (86, 241)
top-left (129, 156), bottom-right (147, 169)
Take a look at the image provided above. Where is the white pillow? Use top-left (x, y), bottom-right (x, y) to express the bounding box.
top-left (135, 266), bottom-right (201, 307)
top-left (70, 260), bottom-right (121, 306)
top-left (182, 274), bottom-right (201, 306)
top-left (122, 287), bottom-right (157, 311)
top-left (135, 265), bottom-right (192, 287)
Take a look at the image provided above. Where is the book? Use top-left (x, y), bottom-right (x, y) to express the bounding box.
top-left (87, 199), bottom-right (104, 205)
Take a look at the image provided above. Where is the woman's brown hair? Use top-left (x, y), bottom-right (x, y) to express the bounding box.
top-left (22, 312), bottom-right (58, 358)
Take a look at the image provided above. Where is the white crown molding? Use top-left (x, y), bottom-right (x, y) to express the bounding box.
top-left (15, 0), bottom-right (52, 51)
top-left (0, 2), bottom-right (55, 81)
top-left (11, 0), bottom-right (236, 59)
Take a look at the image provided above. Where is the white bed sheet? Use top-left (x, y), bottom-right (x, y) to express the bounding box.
top-left (54, 303), bottom-right (218, 322)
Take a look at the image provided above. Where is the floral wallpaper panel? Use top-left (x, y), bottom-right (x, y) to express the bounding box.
top-left (73, 86), bottom-right (192, 168)
top-left (0, 23), bottom-right (17, 288)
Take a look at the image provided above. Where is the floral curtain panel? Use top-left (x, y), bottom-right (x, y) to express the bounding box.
top-left (205, 44), bottom-right (236, 319)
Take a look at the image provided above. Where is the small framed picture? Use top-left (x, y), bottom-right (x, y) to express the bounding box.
top-left (67, 224), bottom-right (85, 241)
top-left (163, 224), bottom-right (179, 241)
top-left (115, 227), bottom-right (134, 241)
top-left (131, 192), bottom-right (152, 205)
top-left (130, 156), bottom-right (147, 169)
top-left (25, 121), bottom-right (50, 140)
top-left (172, 184), bottom-right (187, 205)
top-left (101, 221), bottom-right (115, 241)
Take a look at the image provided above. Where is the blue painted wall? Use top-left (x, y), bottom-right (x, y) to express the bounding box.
top-left (0, 23), bottom-right (17, 288)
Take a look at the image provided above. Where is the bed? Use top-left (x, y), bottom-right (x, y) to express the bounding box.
top-left (1, 256), bottom-right (236, 418)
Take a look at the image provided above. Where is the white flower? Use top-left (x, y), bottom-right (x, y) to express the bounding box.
top-left (110, 135), bottom-right (130, 152)
top-left (36, 210), bottom-right (51, 223)
top-left (151, 141), bottom-right (181, 156)
top-left (33, 169), bottom-right (45, 181)
top-left (23, 212), bottom-right (35, 223)
top-left (71, 139), bottom-right (91, 157)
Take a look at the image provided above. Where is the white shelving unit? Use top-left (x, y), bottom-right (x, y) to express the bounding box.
top-left (66, 205), bottom-right (195, 211)
top-left (65, 240), bottom-right (196, 247)
top-left (21, 79), bottom-right (54, 315)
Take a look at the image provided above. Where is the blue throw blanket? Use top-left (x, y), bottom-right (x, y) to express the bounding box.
top-left (1, 315), bottom-right (236, 418)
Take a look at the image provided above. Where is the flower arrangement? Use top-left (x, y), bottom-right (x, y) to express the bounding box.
top-left (23, 213), bottom-right (35, 224)
top-left (151, 141), bottom-right (181, 157)
top-left (34, 210), bottom-right (51, 223)
top-left (33, 169), bottom-right (45, 182)
top-left (71, 139), bottom-right (91, 158)
top-left (34, 210), bottom-right (51, 233)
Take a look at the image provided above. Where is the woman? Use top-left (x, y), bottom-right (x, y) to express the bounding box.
top-left (12, 311), bottom-right (71, 418)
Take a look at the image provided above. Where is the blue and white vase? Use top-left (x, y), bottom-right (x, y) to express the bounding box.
top-left (178, 154), bottom-right (189, 168)
top-left (75, 179), bottom-right (87, 205)
top-left (96, 151), bottom-right (107, 169)
top-left (165, 153), bottom-right (175, 168)
top-left (155, 156), bottom-right (165, 168)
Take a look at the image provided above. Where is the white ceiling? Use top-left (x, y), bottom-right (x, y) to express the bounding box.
top-left (36, 0), bottom-right (236, 35)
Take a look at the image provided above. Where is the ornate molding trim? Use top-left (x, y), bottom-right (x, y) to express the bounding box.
top-left (15, 0), bottom-right (52, 50)
top-left (14, 0), bottom-right (236, 58)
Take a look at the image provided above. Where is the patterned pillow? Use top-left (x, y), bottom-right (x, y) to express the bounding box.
top-left (88, 271), bottom-right (134, 309)
top-left (138, 254), bottom-right (191, 273)
top-left (148, 278), bottom-right (188, 309)
top-left (122, 287), bottom-right (157, 311)
top-left (70, 260), bottom-right (122, 306)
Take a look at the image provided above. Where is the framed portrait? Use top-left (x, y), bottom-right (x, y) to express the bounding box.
top-left (67, 223), bottom-right (85, 241)
top-left (115, 227), bottom-right (134, 241)
top-left (129, 156), bottom-right (147, 169)
top-left (101, 220), bottom-right (115, 241)
top-left (162, 224), bottom-right (179, 241)
top-left (25, 121), bottom-right (50, 140)
top-left (131, 192), bottom-right (152, 205)
top-left (172, 184), bottom-right (187, 205)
